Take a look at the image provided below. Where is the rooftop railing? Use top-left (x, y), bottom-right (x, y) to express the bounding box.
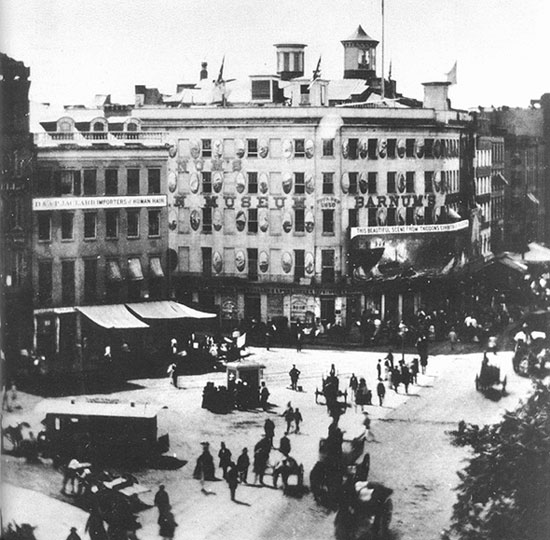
top-left (34, 131), bottom-right (168, 146)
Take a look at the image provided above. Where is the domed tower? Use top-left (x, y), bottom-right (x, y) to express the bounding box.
top-left (341, 25), bottom-right (378, 82)
top-left (274, 43), bottom-right (307, 81)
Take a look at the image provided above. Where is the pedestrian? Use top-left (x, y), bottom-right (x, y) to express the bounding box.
top-left (448, 327), bottom-right (458, 351)
top-left (411, 358), bottom-right (419, 384)
top-left (218, 441), bottom-right (232, 479)
top-left (391, 367), bottom-right (400, 392)
top-left (355, 378), bottom-right (368, 412)
top-left (253, 435), bottom-right (271, 485)
top-left (376, 359), bottom-right (382, 380)
top-left (66, 527), bottom-right (81, 540)
top-left (167, 362), bottom-right (177, 387)
top-left (236, 448), bottom-right (250, 483)
top-left (293, 407), bottom-right (303, 433)
top-left (225, 461), bottom-right (239, 501)
top-left (385, 348), bottom-right (394, 370)
top-left (282, 402), bottom-right (294, 434)
top-left (420, 355), bottom-right (428, 375)
top-left (384, 360), bottom-right (391, 381)
top-left (158, 508), bottom-right (177, 540)
top-left (264, 417), bottom-right (275, 442)
top-left (279, 434), bottom-right (291, 456)
top-left (85, 505), bottom-right (107, 540)
top-left (289, 365), bottom-right (300, 390)
top-left (349, 373), bottom-right (358, 394)
top-left (296, 328), bottom-right (303, 352)
top-left (401, 365), bottom-right (411, 394)
top-left (259, 381), bottom-right (270, 410)
top-left (376, 380), bottom-right (386, 406)
top-left (193, 442), bottom-right (216, 481)
top-left (329, 363), bottom-right (336, 377)
top-left (154, 485), bottom-right (170, 522)
top-left (362, 412), bottom-right (376, 442)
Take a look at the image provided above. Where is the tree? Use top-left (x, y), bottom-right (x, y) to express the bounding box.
top-left (449, 381), bottom-right (550, 540)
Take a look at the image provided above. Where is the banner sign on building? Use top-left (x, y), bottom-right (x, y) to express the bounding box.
top-left (350, 220), bottom-right (468, 238)
top-left (32, 195), bottom-right (167, 211)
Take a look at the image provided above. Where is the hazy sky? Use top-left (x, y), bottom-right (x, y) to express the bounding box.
top-left (2, 0), bottom-right (549, 110)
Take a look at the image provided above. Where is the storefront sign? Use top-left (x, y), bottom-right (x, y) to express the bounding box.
top-left (319, 196), bottom-right (340, 209)
top-left (350, 220), bottom-right (468, 238)
top-left (33, 195), bottom-right (167, 211)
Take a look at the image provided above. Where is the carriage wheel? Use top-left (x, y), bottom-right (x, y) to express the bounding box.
top-left (475, 375), bottom-right (480, 391)
top-left (378, 498), bottom-right (393, 538)
top-left (298, 464), bottom-right (304, 487)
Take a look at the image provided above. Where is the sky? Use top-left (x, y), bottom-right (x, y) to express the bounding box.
top-left (2, 0), bottom-right (549, 110)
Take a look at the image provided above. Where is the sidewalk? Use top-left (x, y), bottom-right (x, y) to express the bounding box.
top-left (1, 483), bottom-right (88, 540)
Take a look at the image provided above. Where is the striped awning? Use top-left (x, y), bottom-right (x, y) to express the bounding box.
top-left (77, 304), bottom-right (149, 329)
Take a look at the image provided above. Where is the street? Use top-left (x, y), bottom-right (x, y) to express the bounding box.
top-left (2, 347), bottom-right (532, 540)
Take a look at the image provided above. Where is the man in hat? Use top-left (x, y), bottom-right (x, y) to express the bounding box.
top-left (193, 442), bottom-right (216, 481)
top-left (66, 527), bottom-right (81, 540)
top-left (154, 485), bottom-right (170, 522)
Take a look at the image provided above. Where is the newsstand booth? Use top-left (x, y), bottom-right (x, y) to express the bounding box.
top-left (226, 361), bottom-right (266, 408)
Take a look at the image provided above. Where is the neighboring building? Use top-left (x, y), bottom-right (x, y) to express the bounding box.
top-left (33, 25), bottom-right (479, 354)
top-left (0, 54), bottom-right (34, 368)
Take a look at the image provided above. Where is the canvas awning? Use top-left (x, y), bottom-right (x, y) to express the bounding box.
top-left (106, 260), bottom-right (123, 282)
top-left (149, 257), bottom-right (164, 278)
top-left (128, 257), bottom-right (144, 281)
top-left (495, 255), bottom-right (528, 274)
top-left (527, 193), bottom-right (540, 205)
top-left (126, 300), bottom-right (216, 320)
top-left (77, 304), bottom-right (149, 329)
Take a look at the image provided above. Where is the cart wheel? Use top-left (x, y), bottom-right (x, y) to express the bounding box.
top-left (475, 375), bottom-right (479, 391)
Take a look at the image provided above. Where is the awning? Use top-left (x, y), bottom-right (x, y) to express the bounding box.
top-left (77, 304), bottom-right (149, 329)
top-left (493, 172), bottom-right (509, 186)
top-left (35, 399), bottom-right (163, 419)
top-left (126, 300), bottom-right (216, 320)
top-left (106, 260), bottom-right (123, 282)
top-left (150, 257), bottom-right (164, 278)
top-left (527, 193), bottom-right (540, 205)
top-left (447, 207), bottom-right (462, 220)
top-left (523, 242), bottom-right (550, 263)
top-left (495, 255), bottom-right (528, 274)
top-left (128, 257), bottom-right (144, 281)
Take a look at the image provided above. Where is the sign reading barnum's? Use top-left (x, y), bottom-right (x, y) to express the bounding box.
top-left (350, 220), bottom-right (469, 238)
top-left (33, 195), bottom-right (168, 211)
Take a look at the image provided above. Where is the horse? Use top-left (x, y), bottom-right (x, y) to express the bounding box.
top-left (2, 421), bottom-right (31, 452)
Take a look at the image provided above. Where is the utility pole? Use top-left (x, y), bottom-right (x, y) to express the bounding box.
top-left (381, 0), bottom-right (385, 100)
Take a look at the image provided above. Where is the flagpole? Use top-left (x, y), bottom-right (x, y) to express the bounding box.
top-left (381, 0), bottom-right (385, 100)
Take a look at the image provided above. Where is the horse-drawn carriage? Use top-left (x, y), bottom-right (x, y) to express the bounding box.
top-left (270, 453), bottom-right (305, 493)
top-left (475, 354), bottom-right (507, 395)
top-left (315, 375), bottom-right (348, 407)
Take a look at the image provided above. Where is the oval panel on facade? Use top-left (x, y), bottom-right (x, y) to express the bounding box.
top-left (378, 139), bottom-right (387, 159)
top-left (213, 139), bottom-right (223, 158)
top-left (305, 174), bottom-right (315, 194)
top-left (305, 139), bottom-right (314, 159)
top-left (282, 172), bottom-right (293, 194)
top-left (341, 140), bottom-right (349, 159)
top-left (259, 139), bottom-right (269, 158)
top-left (283, 139), bottom-right (293, 159)
top-left (432, 171), bottom-right (441, 193)
top-left (213, 208), bottom-right (223, 231)
top-left (377, 207), bottom-right (387, 226)
top-left (189, 172), bottom-right (200, 194)
top-left (359, 138), bottom-right (368, 159)
top-left (433, 206), bottom-right (443, 223)
top-left (236, 171), bottom-right (246, 194)
top-left (397, 207), bottom-right (406, 225)
top-left (397, 172), bottom-right (406, 193)
top-left (281, 252), bottom-right (293, 274)
top-left (236, 210), bottom-right (246, 231)
top-left (259, 172), bottom-right (269, 194)
top-left (433, 139), bottom-right (442, 159)
top-left (235, 250), bottom-right (246, 272)
top-left (259, 251), bottom-right (269, 273)
top-left (415, 138), bottom-right (425, 158)
top-left (305, 210), bottom-right (314, 233)
top-left (195, 158), bottom-right (204, 171)
top-left (305, 252), bottom-right (314, 274)
top-left (235, 139), bottom-right (245, 158)
top-left (167, 139), bottom-right (177, 158)
top-left (212, 251), bottom-right (223, 274)
top-left (168, 171), bottom-right (177, 193)
top-left (190, 139), bottom-right (201, 159)
top-left (213, 171), bottom-right (223, 193)
top-left (341, 173), bottom-right (350, 194)
top-left (259, 210), bottom-right (269, 232)
top-left (415, 206), bottom-right (424, 225)
top-left (168, 209), bottom-right (177, 231)
top-left (359, 172), bottom-right (368, 194)
top-left (397, 138), bottom-right (406, 158)
top-left (190, 209), bottom-right (201, 230)
top-left (282, 210), bottom-right (293, 233)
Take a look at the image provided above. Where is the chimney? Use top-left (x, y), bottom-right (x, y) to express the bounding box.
top-left (200, 62), bottom-right (208, 81)
top-left (422, 82), bottom-right (451, 111)
top-left (135, 85), bottom-right (145, 107)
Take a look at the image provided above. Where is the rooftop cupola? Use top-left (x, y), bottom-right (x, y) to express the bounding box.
top-left (341, 25), bottom-right (379, 82)
top-left (274, 43), bottom-right (306, 81)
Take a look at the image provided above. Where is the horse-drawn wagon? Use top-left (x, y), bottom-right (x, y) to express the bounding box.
top-left (475, 354), bottom-right (507, 395)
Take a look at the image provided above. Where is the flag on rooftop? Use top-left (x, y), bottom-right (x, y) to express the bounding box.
top-left (446, 61), bottom-right (457, 85)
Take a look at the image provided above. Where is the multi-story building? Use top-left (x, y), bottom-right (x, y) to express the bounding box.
top-left (0, 54), bottom-right (34, 369)
top-left (33, 25), bottom-right (479, 362)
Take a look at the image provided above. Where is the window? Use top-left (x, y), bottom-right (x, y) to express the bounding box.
top-left (61, 260), bottom-right (75, 305)
top-left (322, 209), bottom-right (334, 234)
top-left (300, 85), bottom-right (310, 105)
top-left (424, 139), bottom-right (434, 159)
top-left (202, 207), bottom-right (212, 233)
top-left (368, 139), bottom-right (378, 159)
top-left (247, 248), bottom-right (258, 281)
top-left (294, 172), bottom-right (305, 194)
top-left (387, 139), bottom-right (397, 159)
top-left (348, 209), bottom-right (358, 228)
top-left (84, 213), bottom-right (97, 239)
top-left (36, 169), bottom-right (54, 196)
top-left (127, 210), bottom-right (139, 238)
top-left (294, 250), bottom-right (305, 281)
top-left (83, 169), bottom-right (97, 195)
top-left (106, 210), bottom-right (119, 238)
top-left (367, 172), bottom-right (377, 194)
top-left (349, 172), bottom-right (358, 194)
top-left (424, 206), bottom-right (434, 225)
top-left (38, 260), bottom-right (52, 306)
top-left (424, 171), bottom-right (434, 193)
top-left (368, 208), bottom-right (377, 226)
top-left (243, 209), bottom-right (258, 236)
top-left (61, 212), bottom-right (74, 240)
top-left (406, 139), bottom-right (415, 158)
top-left (247, 139), bottom-right (258, 157)
top-left (202, 247), bottom-right (212, 277)
top-left (406, 172), bottom-right (415, 192)
top-left (202, 139), bottom-right (212, 157)
top-left (387, 172), bottom-right (396, 193)
top-left (295, 209), bottom-right (305, 232)
top-left (84, 259), bottom-right (97, 303)
top-left (406, 207), bottom-right (414, 225)
top-left (148, 210), bottom-right (160, 237)
top-left (248, 172), bottom-right (258, 194)
top-left (251, 80), bottom-right (271, 100)
top-left (57, 170), bottom-right (81, 196)
top-left (283, 52), bottom-right (290, 71)
top-left (320, 296), bottom-right (335, 323)
top-left (202, 172), bottom-right (212, 193)
top-left (294, 139), bottom-right (305, 157)
top-left (105, 169), bottom-right (118, 195)
top-left (321, 250), bottom-right (335, 284)
top-left (322, 172), bottom-right (334, 194)
top-left (387, 207), bottom-right (396, 225)
top-left (37, 213), bottom-right (51, 241)
top-left (323, 139), bottom-right (334, 157)
top-left (127, 169), bottom-right (140, 195)
top-left (148, 168), bottom-right (161, 194)
top-left (348, 138), bottom-right (359, 160)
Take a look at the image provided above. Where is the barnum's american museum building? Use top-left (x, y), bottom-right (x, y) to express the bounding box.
top-left (29, 26), bottom-right (513, 372)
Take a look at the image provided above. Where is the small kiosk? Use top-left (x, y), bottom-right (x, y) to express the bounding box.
top-left (226, 360), bottom-right (266, 408)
